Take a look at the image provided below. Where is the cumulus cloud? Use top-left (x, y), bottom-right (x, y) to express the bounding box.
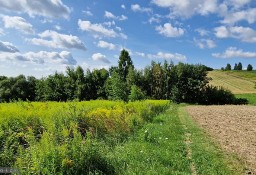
top-left (92, 53), bottom-right (110, 64)
top-left (131, 4), bottom-right (152, 13)
top-left (2, 16), bottom-right (34, 34)
top-left (121, 4), bottom-right (126, 9)
top-left (78, 19), bottom-right (127, 39)
top-left (78, 19), bottom-right (117, 38)
top-left (0, 51), bottom-right (77, 65)
top-left (31, 30), bottom-right (86, 50)
top-left (104, 11), bottom-right (128, 21)
top-left (214, 26), bottom-right (256, 42)
top-left (156, 23), bottom-right (184, 37)
top-left (97, 40), bottom-right (116, 50)
top-left (147, 52), bottom-right (186, 62)
top-left (194, 38), bottom-right (216, 49)
top-left (0, 0), bottom-right (71, 19)
top-left (152, 0), bottom-right (217, 18)
top-left (221, 8), bottom-right (256, 24)
top-left (0, 41), bottom-right (19, 53)
top-left (212, 47), bottom-right (256, 58)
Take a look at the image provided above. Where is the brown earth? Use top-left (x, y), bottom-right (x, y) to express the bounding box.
top-left (186, 105), bottom-right (256, 174)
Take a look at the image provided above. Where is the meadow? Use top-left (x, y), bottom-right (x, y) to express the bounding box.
top-left (208, 71), bottom-right (256, 94)
top-left (0, 100), bottom-right (245, 174)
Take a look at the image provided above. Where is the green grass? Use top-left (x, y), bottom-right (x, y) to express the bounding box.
top-left (208, 70), bottom-right (256, 94)
top-left (109, 105), bottom-right (190, 174)
top-left (226, 70), bottom-right (256, 81)
top-left (236, 94), bottom-right (256, 105)
top-left (107, 105), bottom-right (244, 174)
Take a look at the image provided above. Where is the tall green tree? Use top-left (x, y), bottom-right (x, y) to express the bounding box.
top-left (225, 63), bottom-right (231, 71)
top-left (118, 49), bottom-right (134, 81)
top-left (247, 64), bottom-right (253, 71)
top-left (234, 63), bottom-right (238, 70)
top-left (105, 71), bottom-right (128, 101)
top-left (237, 62), bottom-right (242, 70)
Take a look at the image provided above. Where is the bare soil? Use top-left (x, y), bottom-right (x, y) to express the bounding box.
top-left (186, 105), bottom-right (256, 174)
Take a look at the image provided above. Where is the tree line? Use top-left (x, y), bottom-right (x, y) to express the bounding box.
top-left (222, 62), bottom-right (253, 71)
top-left (0, 50), bottom-right (247, 104)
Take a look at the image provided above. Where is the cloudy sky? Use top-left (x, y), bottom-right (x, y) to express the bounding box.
top-left (0, 0), bottom-right (256, 77)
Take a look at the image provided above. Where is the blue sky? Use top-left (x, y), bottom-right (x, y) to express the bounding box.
top-left (0, 0), bottom-right (256, 77)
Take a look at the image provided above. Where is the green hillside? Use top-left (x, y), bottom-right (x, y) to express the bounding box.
top-left (207, 70), bottom-right (256, 94)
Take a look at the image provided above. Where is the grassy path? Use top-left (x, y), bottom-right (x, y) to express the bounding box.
top-left (109, 105), bottom-right (244, 174)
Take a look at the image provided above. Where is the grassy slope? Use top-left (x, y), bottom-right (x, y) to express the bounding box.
top-left (109, 105), bottom-right (243, 174)
top-left (207, 71), bottom-right (256, 94)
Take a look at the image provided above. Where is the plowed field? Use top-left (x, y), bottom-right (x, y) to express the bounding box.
top-left (186, 105), bottom-right (256, 174)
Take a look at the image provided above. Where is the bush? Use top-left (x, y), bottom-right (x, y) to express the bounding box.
top-left (128, 85), bottom-right (146, 101)
top-left (200, 85), bottom-right (248, 105)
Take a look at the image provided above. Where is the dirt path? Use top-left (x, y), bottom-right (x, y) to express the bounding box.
top-left (186, 105), bottom-right (256, 174)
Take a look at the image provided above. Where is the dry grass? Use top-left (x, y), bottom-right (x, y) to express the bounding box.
top-left (186, 105), bottom-right (256, 174)
top-left (208, 71), bottom-right (256, 94)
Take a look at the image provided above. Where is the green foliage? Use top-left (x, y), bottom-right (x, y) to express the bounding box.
top-left (0, 100), bottom-right (169, 174)
top-left (128, 85), bottom-right (146, 101)
top-left (106, 71), bottom-right (128, 101)
top-left (118, 49), bottom-right (134, 81)
top-left (201, 85), bottom-right (248, 105)
top-left (237, 62), bottom-right (242, 70)
top-left (225, 63), bottom-right (232, 71)
top-left (247, 64), bottom-right (253, 71)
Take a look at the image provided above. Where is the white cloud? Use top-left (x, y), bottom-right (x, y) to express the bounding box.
top-left (83, 10), bottom-right (93, 16)
top-left (214, 26), bottom-right (256, 42)
top-left (221, 8), bottom-right (256, 24)
top-left (0, 41), bottom-right (19, 53)
top-left (31, 30), bottom-right (86, 50)
top-left (121, 4), bottom-right (126, 9)
top-left (2, 16), bottom-right (34, 34)
top-left (212, 47), bottom-right (256, 58)
top-left (131, 4), bottom-right (152, 13)
top-left (55, 25), bottom-right (61, 31)
top-left (0, 0), bottom-right (71, 19)
top-left (147, 52), bottom-right (186, 61)
top-left (104, 11), bottom-right (116, 19)
top-left (195, 28), bottom-right (209, 36)
top-left (97, 40), bottom-right (116, 50)
top-left (0, 51), bottom-right (77, 65)
top-left (152, 0), bottom-right (218, 18)
top-left (104, 11), bottom-right (127, 21)
top-left (224, 0), bottom-right (251, 9)
top-left (78, 19), bottom-right (117, 38)
top-left (92, 53), bottom-right (110, 64)
top-left (194, 38), bottom-right (216, 49)
top-left (135, 52), bottom-right (146, 57)
top-left (156, 23), bottom-right (184, 37)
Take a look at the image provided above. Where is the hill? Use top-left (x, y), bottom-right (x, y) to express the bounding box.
top-left (207, 70), bottom-right (256, 94)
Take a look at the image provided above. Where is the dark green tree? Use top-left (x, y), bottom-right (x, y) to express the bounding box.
top-left (225, 63), bottom-right (231, 71)
top-left (237, 62), bottom-right (242, 70)
top-left (118, 49), bottom-right (134, 81)
top-left (247, 64), bottom-right (253, 71)
top-left (234, 63), bottom-right (238, 70)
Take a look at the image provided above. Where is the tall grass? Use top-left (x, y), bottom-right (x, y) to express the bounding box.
top-left (0, 100), bottom-right (169, 174)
